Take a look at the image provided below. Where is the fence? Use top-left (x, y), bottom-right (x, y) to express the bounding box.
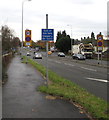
top-left (2, 52), bottom-right (13, 83)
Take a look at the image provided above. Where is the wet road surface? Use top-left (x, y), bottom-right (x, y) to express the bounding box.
top-left (3, 55), bottom-right (88, 119)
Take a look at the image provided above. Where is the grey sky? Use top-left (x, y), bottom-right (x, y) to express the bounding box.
top-left (0, 0), bottom-right (108, 42)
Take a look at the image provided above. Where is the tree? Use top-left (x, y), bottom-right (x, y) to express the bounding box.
top-left (62, 30), bottom-right (66, 37)
top-left (99, 32), bottom-right (102, 35)
top-left (74, 39), bottom-right (80, 45)
top-left (91, 32), bottom-right (95, 39)
top-left (11, 37), bottom-right (21, 48)
top-left (55, 30), bottom-right (71, 53)
top-left (56, 31), bottom-right (62, 41)
top-left (81, 32), bottom-right (96, 45)
top-left (91, 32), bottom-right (96, 45)
top-left (2, 25), bottom-right (12, 52)
top-left (1, 25), bottom-right (20, 53)
top-left (31, 40), bottom-right (37, 48)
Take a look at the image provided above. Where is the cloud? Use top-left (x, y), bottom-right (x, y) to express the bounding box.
top-left (67, 0), bottom-right (95, 5)
top-left (0, 0), bottom-right (107, 41)
top-left (107, 1), bottom-right (109, 34)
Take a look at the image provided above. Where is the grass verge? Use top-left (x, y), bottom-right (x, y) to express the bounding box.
top-left (23, 56), bottom-right (109, 119)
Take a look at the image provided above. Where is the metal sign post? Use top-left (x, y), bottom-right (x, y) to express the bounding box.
top-left (41, 14), bottom-right (54, 86)
top-left (46, 41), bottom-right (48, 86)
top-left (46, 14), bottom-right (48, 86)
top-left (100, 51), bottom-right (103, 65)
top-left (97, 34), bottom-right (103, 64)
top-left (97, 51), bottom-right (100, 64)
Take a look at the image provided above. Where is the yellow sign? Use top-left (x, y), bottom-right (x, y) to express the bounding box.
top-left (97, 34), bottom-right (103, 41)
top-left (97, 34), bottom-right (104, 51)
top-left (25, 30), bottom-right (32, 46)
top-left (24, 41), bottom-right (32, 47)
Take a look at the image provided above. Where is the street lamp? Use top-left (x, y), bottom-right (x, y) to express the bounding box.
top-left (67, 24), bottom-right (72, 55)
top-left (21, 0), bottom-right (32, 55)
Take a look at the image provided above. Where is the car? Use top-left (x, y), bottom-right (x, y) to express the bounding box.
top-left (72, 53), bottom-right (86, 60)
top-left (33, 53), bottom-right (42, 59)
top-left (27, 52), bottom-right (31, 56)
top-left (34, 51), bottom-right (37, 54)
top-left (58, 52), bottom-right (65, 57)
top-left (48, 51), bottom-right (52, 55)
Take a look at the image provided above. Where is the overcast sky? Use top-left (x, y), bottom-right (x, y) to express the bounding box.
top-left (0, 0), bottom-right (108, 42)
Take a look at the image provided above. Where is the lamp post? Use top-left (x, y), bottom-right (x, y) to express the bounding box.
top-left (67, 24), bottom-right (72, 55)
top-left (21, 0), bottom-right (31, 55)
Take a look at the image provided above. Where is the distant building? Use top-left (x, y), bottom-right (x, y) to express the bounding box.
top-left (36, 40), bottom-right (46, 49)
top-left (36, 40), bottom-right (55, 49)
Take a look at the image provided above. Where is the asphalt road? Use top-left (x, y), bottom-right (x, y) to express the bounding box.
top-left (31, 51), bottom-right (108, 102)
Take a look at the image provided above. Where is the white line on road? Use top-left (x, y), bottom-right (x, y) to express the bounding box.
top-left (55, 61), bottom-right (61, 64)
top-left (64, 63), bottom-right (75, 66)
top-left (81, 67), bottom-right (97, 72)
top-left (86, 77), bottom-right (108, 83)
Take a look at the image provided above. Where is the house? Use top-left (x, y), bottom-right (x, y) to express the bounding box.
top-left (36, 40), bottom-right (55, 49)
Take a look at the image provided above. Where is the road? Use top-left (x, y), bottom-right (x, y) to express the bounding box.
top-left (29, 51), bottom-right (108, 101)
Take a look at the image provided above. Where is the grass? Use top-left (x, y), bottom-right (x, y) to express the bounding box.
top-left (22, 56), bottom-right (109, 119)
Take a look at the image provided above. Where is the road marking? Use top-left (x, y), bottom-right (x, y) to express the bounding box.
top-left (64, 63), bottom-right (75, 66)
top-left (86, 77), bottom-right (108, 83)
top-left (55, 61), bottom-right (61, 64)
top-left (81, 67), bottom-right (97, 72)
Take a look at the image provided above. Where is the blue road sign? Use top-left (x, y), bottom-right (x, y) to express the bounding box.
top-left (98, 41), bottom-right (103, 46)
top-left (25, 37), bottom-right (31, 42)
top-left (42, 29), bottom-right (54, 41)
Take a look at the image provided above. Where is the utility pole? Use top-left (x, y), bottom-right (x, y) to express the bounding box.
top-left (21, 0), bottom-right (32, 57)
top-left (46, 14), bottom-right (48, 86)
top-left (67, 25), bottom-right (72, 55)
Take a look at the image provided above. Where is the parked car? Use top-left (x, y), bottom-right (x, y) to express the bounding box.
top-left (33, 51), bottom-right (35, 54)
top-left (27, 52), bottom-right (31, 56)
top-left (72, 54), bottom-right (86, 60)
top-left (58, 52), bottom-right (65, 57)
top-left (33, 53), bottom-right (42, 59)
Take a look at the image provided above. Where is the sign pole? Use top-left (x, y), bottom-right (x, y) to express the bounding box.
top-left (98, 51), bottom-right (100, 64)
top-left (101, 52), bottom-right (102, 64)
top-left (41, 14), bottom-right (54, 86)
top-left (46, 14), bottom-right (48, 86)
top-left (97, 33), bottom-right (103, 65)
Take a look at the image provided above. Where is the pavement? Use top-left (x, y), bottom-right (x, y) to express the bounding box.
top-left (2, 55), bottom-right (89, 119)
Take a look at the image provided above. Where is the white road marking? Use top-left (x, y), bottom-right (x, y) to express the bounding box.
top-left (81, 67), bottom-right (97, 72)
top-left (64, 63), bottom-right (75, 66)
top-left (55, 61), bottom-right (61, 64)
top-left (86, 77), bottom-right (108, 83)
